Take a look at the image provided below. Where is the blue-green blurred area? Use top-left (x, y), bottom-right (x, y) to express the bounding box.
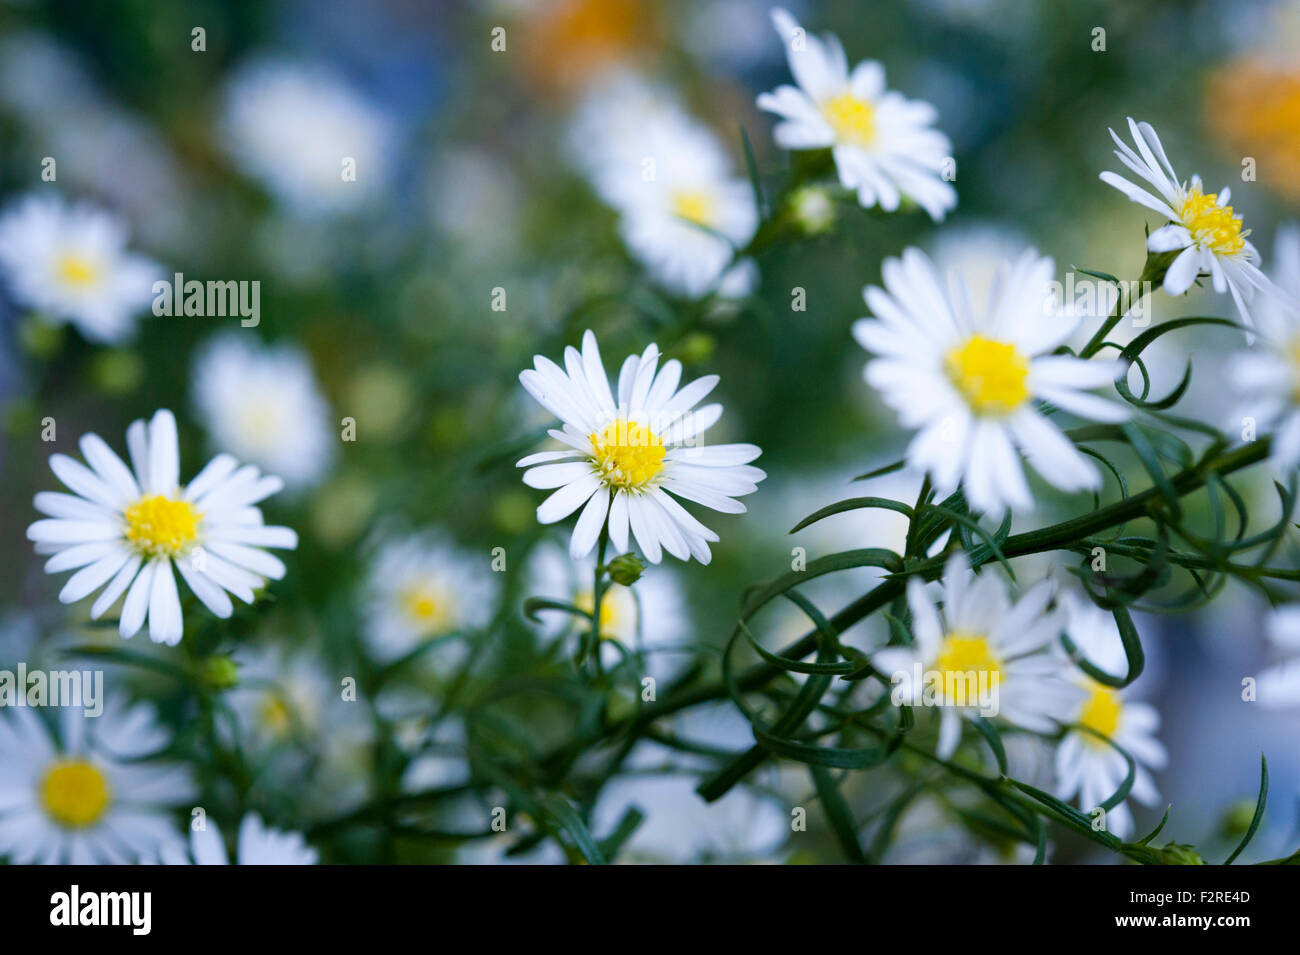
top-left (1, 0), bottom-right (1298, 864)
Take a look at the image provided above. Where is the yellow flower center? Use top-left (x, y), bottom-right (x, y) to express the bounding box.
top-left (589, 418), bottom-right (666, 490)
top-left (1077, 683), bottom-right (1123, 744)
top-left (124, 494), bottom-right (201, 558)
top-left (822, 92), bottom-right (876, 146)
top-left (575, 588), bottom-right (620, 638)
top-left (933, 633), bottom-right (1005, 703)
top-left (1178, 184), bottom-right (1248, 256)
top-left (40, 759), bottom-right (111, 828)
top-left (55, 253), bottom-right (101, 288)
top-left (944, 334), bottom-right (1031, 415)
top-left (259, 694), bottom-right (294, 736)
top-left (400, 583), bottom-right (455, 634)
top-left (237, 399), bottom-right (281, 445)
top-left (670, 189), bottom-right (717, 228)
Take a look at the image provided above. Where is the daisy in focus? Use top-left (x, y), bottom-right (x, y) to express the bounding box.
top-left (566, 73), bottom-right (758, 298)
top-left (0, 194), bottom-right (160, 343)
top-left (526, 539), bottom-right (689, 683)
top-left (1054, 592), bottom-right (1166, 838)
top-left (191, 333), bottom-right (335, 492)
top-left (1101, 117), bottom-right (1278, 326)
top-left (151, 813), bottom-right (317, 865)
top-left (221, 58), bottom-right (396, 217)
top-left (1255, 604), bottom-right (1300, 708)
top-left (757, 8), bottom-right (956, 221)
top-left (872, 553), bottom-right (1080, 760)
top-left (362, 533), bottom-right (498, 665)
top-left (852, 246), bottom-right (1129, 515)
top-left (26, 409), bottom-right (298, 646)
top-left (517, 330), bottom-right (764, 564)
top-left (0, 697), bottom-right (193, 864)
top-left (1226, 225), bottom-right (1300, 471)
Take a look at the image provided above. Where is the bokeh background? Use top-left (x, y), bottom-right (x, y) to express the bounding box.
top-left (1, 0), bottom-right (1299, 863)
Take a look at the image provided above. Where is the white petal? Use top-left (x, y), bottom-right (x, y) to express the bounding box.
top-left (536, 474), bottom-right (601, 524)
top-left (147, 559), bottom-right (183, 645)
top-left (569, 487), bottom-right (610, 559)
top-left (148, 409), bottom-right (181, 494)
top-left (120, 559), bottom-right (157, 638)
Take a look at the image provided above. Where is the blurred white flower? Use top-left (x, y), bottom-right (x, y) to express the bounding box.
top-left (0, 696), bottom-right (193, 864)
top-left (221, 58), bottom-right (397, 216)
top-left (1054, 591), bottom-right (1167, 839)
top-left (1256, 604), bottom-right (1300, 708)
top-left (758, 8), bottom-right (957, 220)
top-left (1101, 118), bottom-right (1281, 327)
top-left (151, 813), bottom-right (317, 865)
top-left (191, 334), bottom-right (334, 492)
top-left (0, 34), bottom-right (189, 247)
top-left (872, 553), bottom-right (1080, 759)
top-left (853, 246), bottom-right (1128, 515)
top-left (1227, 225), bottom-right (1300, 472)
top-left (0, 194), bottom-right (160, 343)
top-left (567, 73), bottom-right (758, 297)
top-left (27, 409), bottom-right (298, 645)
top-left (228, 642), bottom-right (332, 750)
top-left (526, 538), bottom-right (689, 684)
top-left (362, 534), bottom-right (498, 665)
top-left (518, 330), bottom-right (765, 564)
top-left (591, 705), bottom-right (788, 863)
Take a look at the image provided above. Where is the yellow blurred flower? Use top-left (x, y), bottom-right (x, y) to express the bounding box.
top-left (1206, 61), bottom-right (1300, 203)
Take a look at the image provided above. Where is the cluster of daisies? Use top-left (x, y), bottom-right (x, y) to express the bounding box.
top-left (564, 7), bottom-right (956, 300)
top-left (8, 3), bottom-right (1300, 867)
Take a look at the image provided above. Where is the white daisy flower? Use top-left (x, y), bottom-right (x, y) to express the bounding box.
top-left (191, 333), bottom-right (335, 492)
top-left (221, 58), bottom-right (396, 217)
top-left (525, 538), bottom-right (689, 684)
top-left (757, 8), bottom-right (956, 221)
top-left (1227, 225), bottom-right (1300, 471)
top-left (0, 194), bottom-right (160, 343)
top-left (151, 813), bottom-right (317, 865)
top-left (0, 696), bottom-right (193, 864)
top-left (26, 409), bottom-right (298, 646)
top-left (1100, 117), bottom-right (1279, 326)
top-left (872, 553), bottom-right (1080, 760)
top-left (1256, 604), bottom-right (1300, 709)
top-left (852, 246), bottom-right (1130, 515)
top-left (362, 533), bottom-right (498, 664)
top-left (1054, 592), bottom-right (1166, 839)
top-left (517, 330), bottom-right (765, 564)
top-left (567, 73), bottom-right (758, 298)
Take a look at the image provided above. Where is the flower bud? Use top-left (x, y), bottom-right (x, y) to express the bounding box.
top-left (606, 553), bottom-right (645, 586)
top-left (787, 185), bottom-right (836, 235)
top-left (201, 655), bottom-right (241, 691)
top-left (1158, 842), bottom-right (1206, 865)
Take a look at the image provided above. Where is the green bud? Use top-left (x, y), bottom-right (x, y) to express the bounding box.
top-left (201, 655), bottom-right (240, 690)
top-left (676, 332), bottom-right (715, 366)
top-left (90, 349), bottom-right (144, 395)
top-left (787, 185), bottom-right (836, 235)
top-left (19, 316), bottom-right (64, 357)
top-left (605, 553), bottom-right (645, 586)
top-left (1158, 842), bottom-right (1206, 865)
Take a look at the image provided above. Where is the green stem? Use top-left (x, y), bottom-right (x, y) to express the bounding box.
top-left (588, 529), bottom-right (610, 679)
top-left (690, 437), bottom-right (1271, 802)
top-left (1079, 252), bottom-right (1168, 359)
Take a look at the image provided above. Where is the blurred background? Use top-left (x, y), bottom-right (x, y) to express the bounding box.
top-left (1, 0), bottom-right (1299, 863)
